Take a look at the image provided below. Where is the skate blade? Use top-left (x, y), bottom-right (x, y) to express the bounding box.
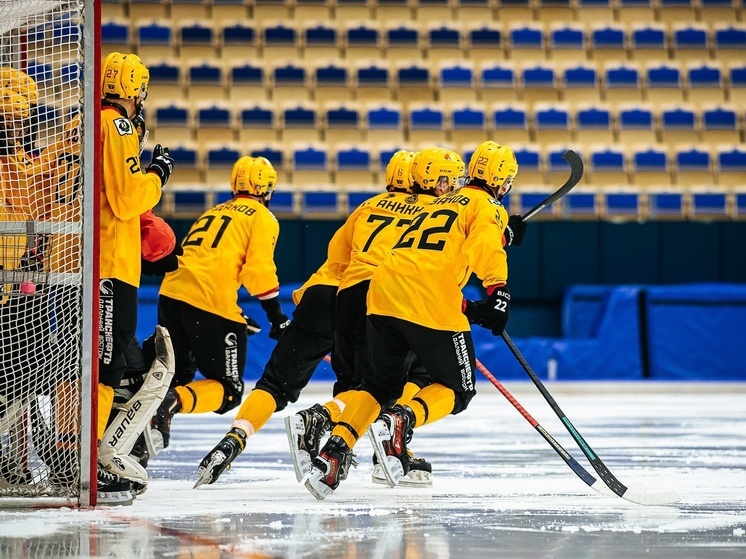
top-left (285, 415), bottom-right (312, 482)
top-left (193, 467), bottom-right (213, 489)
top-left (367, 421), bottom-right (404, 488)
top-left (304, 468), bottom-right (333, 501)
top-left (97, 490), bottom-right (134, 507)
top-left (143, 424), bottom-right (164, 458)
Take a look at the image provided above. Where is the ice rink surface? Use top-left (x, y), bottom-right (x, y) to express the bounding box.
top-left (1, 382), bottom-right (745, 559)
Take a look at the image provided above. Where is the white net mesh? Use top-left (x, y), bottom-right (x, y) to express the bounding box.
top-left (0, 0), bottom-right (85, 502)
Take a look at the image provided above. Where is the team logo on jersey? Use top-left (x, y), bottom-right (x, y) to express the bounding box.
top-left (114, 118), bottom-right (133, 136)
top-left (405, 194), bottom-right (419, 204)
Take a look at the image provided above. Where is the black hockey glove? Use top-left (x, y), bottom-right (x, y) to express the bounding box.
top-left (260, 296), bottom-right (291, 340)
top-left (243, 314), bottom-right (261, 336)
top-left (504, 215), bottom-right (527, 246)
top-left (469, 285), bottom-right (510, 336)
top-left (146, 144), bottom-right (174, 187)
top-left (141, 244), bottom-right (183, 276)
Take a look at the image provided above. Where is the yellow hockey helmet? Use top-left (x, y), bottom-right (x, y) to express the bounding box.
top-left (0, 87), bottom-right (30, 120)
top-left (230, 155), bottom-right (278, 197)
top-left (384, 150), bottom-right (415, 191)
top-left (411, 147), bottom-right (465, 192)
top-left (0, 66), bottom-right (38, 106)
top-left (101, 52), bottom-right (149, 101)
top-left (467, 140), bottom-right (519, 195)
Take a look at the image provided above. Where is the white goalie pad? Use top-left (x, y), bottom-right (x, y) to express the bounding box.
top-left (100, 326), bottom-right (175, 483)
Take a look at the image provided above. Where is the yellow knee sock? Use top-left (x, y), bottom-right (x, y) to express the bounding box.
top-left (330, 390), bottom-right (381, 449)
top-left (97, 384), bottom-right (114, 440)
top-left (233, 389), bottom-right (277, 436)
top-left (175, 379), bottom-right (225, 414)
top-left (324, 390), bottom-right (354, 423)
top-left (395, 382), bottom-right (421, 407)
top-left (406, 383), bottom-right (455, 427)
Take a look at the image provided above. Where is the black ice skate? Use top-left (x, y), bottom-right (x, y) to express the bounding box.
top-left (285, 404), bottom-right (331, 482)
top-left (367, 405), bottom-right (415, 488)
top-left (97, 463), bottom-right (134, 506)
top-left (146, 388), bottom-right (181, 456)
top-left (372, 449), bottom-right (432, 487)
top-left (194, 427), bottom-right (247, 488)
top-left (304, 435), bottom-right (355, 500)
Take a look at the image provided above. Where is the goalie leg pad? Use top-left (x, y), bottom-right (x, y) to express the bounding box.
top-left (100, 326), bottom-right (175, 483)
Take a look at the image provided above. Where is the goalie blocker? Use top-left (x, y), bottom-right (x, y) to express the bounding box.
top-left (99, 325), bottom-right (175, 484)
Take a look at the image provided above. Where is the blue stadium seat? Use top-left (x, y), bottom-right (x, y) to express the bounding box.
top-left (136, 20), bottom-right (174, 58)
top-left (101, 20), bottom-right (130, 49)
top-left (713, 24), bottom-right (746, 62)
top-left (172, 188), bottom-right (208, 214)
top-left (408, 103), bottom-right (446, 142)
top-left (646, 63), bottom-right (683, 104)
top-left (717, 146), bottom-right (746, 188)
top-left (301, 192), bottom-right (340, 214)
top-left (737, 192), bottom-right (746, 218)
top-left (303, 23), bottom-right (339, 57)
top-left (355, 62), bottom-right (391, 101)
top-left (281, 102), bottom-right (319, 142)
top-left (347, 191), bottom-right (376, 209)
top-left (313, 62), bottom-right (351, 102)
top-left (221, 22), bottom-right (258, 61)
top-left (52, 22), bottom-right (81, 46)
top-left (632, 146), bottom-right (671, 187)
top-left (344, 22), bottom-right (380, 61)
top-left (263, 23), bottom-right (299, 58)
top-left (687, 63), bottom-right (725, 105)
top-left (26, 60), bottom-right (53, 87)
top-left (562, 64), bottom-right (599, 103)
top-left (324, 102), bottom-right (363, 146)
top-left (604, 63), bottom-right (642, 103)
top-left (690, 192), bottom-right (728, 218)
top-left (466, 23), bottom-right (503, 59)
top-left (508, 23), bottom-right (545, 62)
top-left (534, 104), bottom-right (572, 145)
top-left (604, 192), bottom-right (641, 218)
top-left (178, 21), bottom-right (215, 59)
top-left (660, 106), bottom-right (698, 145)
top-left (238, 102), bottom-right (276, 142)
top-left (513, 145), bottom-right (543, 186)
top-left (618, 105), bottom-right (655, 143)
top-left (169, 143), bottom-right (201, 183)
top-left (366, 103), bottom-right (403, 143)
top-left (576, 105), bottom-right (613, 144)
top-left (728, 64), bottom-right (746, 99)
top-left (589, 24), bottom-right (626, 63)
top-left (34, 104), bottom-right (59, 132)
top-left (438, 62), bottom-right (476, 102)
top-left (195, 103), bottom-right (233, 144)
top-left (522, 64), bottom-right (558, 103)
top-left (548, 23), bottom-right (586, 63)
top-left (671, 23), bottom-right (709, 62)
top-left (701, 105), bottom-right (739, 144)
top-left (59, 63), bottom-right (81, 87)
top-left (648, 192), bottom-right (684, 218)
top-left (185, 62), bottom-right (223, 103)
top-left (385, 23), bottom-right (421, 58)
top-left (335, 145), bottom-right (375, 186)
top-left (153, 101), bottom-right (190, 144)
top-left (228, 62), bottom-right (265, 101)
top-left (427, 24), bottom-right (462, 61)
top-left (272, 62), bottom-right (309, 101)
top-left (450, 103), bottom-right (487, 147)
top-left (267, 191), bottom-right (295, 214)
top-left (205, 143), bottom-right (241, 185)
top-left (547, 145), bottom-right (579, 184)
top-left (250, 144), bottom-right (285, 171)
top-left (674, 146), bottom-right (713, 186)
top-left (148, 60), bottom-right (182, 99)
top-left (292, 144), bottom-right (331, 186)
top-left (492, 103), bottom-right (529, 143)
top-left (562, 192), bottom-right (598, 217)
top-left (480, 64), bottom-right (517, 103)
top-left (395, 62), bottom-right (432, 104)
top-left (629, 23), bottom-right (666, 62)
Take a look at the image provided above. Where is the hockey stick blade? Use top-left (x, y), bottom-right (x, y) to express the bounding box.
top-left (521, 150), bottom-right (584, 222)
top-left (501, 331), bottom-right (681, 506)
top-left (475, 360), bottom-right (610, 497)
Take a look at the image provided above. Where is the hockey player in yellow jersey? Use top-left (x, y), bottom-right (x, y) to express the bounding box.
top-left (304, 141), bottom-right (519, 499)
top-left (97, 52), bottom-right (175, 504)
top-left (149, 155), bottom-right (292, 457)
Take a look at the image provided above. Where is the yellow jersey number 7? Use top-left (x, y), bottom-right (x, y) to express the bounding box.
top-left (392, 208), bottom-right (458, 251)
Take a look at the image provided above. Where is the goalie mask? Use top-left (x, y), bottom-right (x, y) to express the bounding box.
top-left (467, 140), bottom-right (519, 200)
top-left (410, 147), bottom-right (465, 196)
top-left (385, 150), bottom-right (415, 192)
top-left (0, 67), bottom-right (37, 153)
top-left (101, 52), bottom-right (149, 106)
top-left (230, 156), bottom-right (278, 202)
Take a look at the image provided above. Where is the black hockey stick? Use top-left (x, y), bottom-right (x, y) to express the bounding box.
top-left (521, 150), bottom-right (584, 222)
top-left (475, 359), bottom-right (612, 495)
top-left (500, 331), bottom-right (681, 506)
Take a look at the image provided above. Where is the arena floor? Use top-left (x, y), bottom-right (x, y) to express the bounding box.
top-left (1, 382), bottom-right (745, 559)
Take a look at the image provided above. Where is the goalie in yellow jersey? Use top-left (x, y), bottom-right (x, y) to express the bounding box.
top-left (304, 141), bottom-right (519, 499)
top-left (147, 155), bottom-right (291, 455)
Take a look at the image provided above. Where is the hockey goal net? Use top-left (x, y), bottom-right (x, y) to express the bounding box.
top-left (0, 0), bottom-right (96, 507)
